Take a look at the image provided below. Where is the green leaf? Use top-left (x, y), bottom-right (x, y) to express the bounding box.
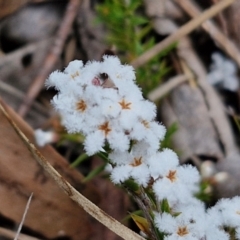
top-left (195, 180), bottom-right (212, 202)
top-left (96, 0), bottom-right (173, 96)
top-left (161, 199), bottom-right (171, 213)
top-left (136, 25), bottom-right (152, 41)
top-left (172, 212), bottom-right (182, 217)
top-left (161, 122), bottom-right (178, 149)
top-left (60, 133), bottom-right (85, 143)
top-left (131, 16), bottom-right (149, 25)
top-left (123, 179), bottom-right (140, 192)
top-left (130, 213), bottom-right (151, 235)
top-left (128, 0), bottom-right (141, 11)
top-left (122, 210), bottom-right (143, 222)
top-left (82, 163), bottom-right (106, 183)
top-left (70, 153), bottom-right (88, 168)
top-left (97, 151), bottom-right (110, 162)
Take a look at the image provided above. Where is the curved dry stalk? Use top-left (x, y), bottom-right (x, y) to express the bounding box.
top-left (0, 102), bottom-right (145, 240)
top-left (131, 0), bottom-right (236, 68)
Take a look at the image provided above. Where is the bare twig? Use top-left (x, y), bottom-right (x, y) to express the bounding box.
top-left (18, 0), bottom-right (81, 117)
top-left (131, 0), bottom-right (236, 68)
top-left (0, 102), bottom-right (145, 240)
top-left (147, 75), bottom-right (189, 101)
top-left (175, 0), bottom-right (240, 68)
top-left (14, 193), bottom-right (33, 240)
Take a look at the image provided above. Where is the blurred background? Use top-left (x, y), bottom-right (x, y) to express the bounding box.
top-left (1, 0), bottom-right (240, 239)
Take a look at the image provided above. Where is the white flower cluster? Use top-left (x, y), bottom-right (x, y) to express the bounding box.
top-left (47, 56), bottom-right (240, 239)
top-left (46, 56), bottom-right (163, 156)
top-left (207, 52), bottom-right (239, 92)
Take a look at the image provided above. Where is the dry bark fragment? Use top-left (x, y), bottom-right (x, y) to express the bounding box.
top-left (0, 99), bottom-right (100, 240)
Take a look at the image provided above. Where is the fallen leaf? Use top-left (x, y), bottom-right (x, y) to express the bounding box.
top-left (0, 98), bottom-right (100, 239)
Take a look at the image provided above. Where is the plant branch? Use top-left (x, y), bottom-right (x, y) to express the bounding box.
top-left (175, 0), bottom-right (240, 68)
top-left (147, 74), bottom-right (189, 101)
top-left (131, 0), bottom-right (236, 68)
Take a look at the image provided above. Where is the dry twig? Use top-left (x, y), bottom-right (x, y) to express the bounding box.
top-left (131, 0), bottom-right (236, 68)
top-left (147, 74), bottom-right (189, 101)
top-left (0, 102), bottom-right (145, 240)
top-left (18, 0), bottom-right (81, 117)
top-left (175, 0), bottom-right (240, 68)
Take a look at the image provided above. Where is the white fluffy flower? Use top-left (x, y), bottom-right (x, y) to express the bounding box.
top-left (47, 56), bottom-right (166, 155)
top-left (109, 142), bottom-right (152, 186)
top-left (152, 163), bottom-right (200, 205)
top-left (155, 204), bottom-right (206, 240)
top-left (205, 207), bottom-right (229, 240)
top-left (207, 52), bottom-right (239, 91)
top-left (211, 197), bottom-right (240, 228)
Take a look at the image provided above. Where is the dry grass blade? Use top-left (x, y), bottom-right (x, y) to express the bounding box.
top-left (14, 193), bottom-right (33, 240)
top-left (131, 0), bottom-right (236, 68)
top-left (0, 102), bottom-right (145, 240)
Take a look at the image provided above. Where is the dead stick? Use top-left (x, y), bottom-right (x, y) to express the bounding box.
top-left (175, 0), bottom-right (240, 68)
top-left (131, 0), bottom-right (236, 68)
top-left (18, 0), bottom-right (81, 117)
top-left (0, 102), bottom-right (145, 240)
top-left (147, 74), bottom-right (189, 101)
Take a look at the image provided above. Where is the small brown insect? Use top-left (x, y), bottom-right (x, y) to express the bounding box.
top-left (99, 73), bottom-right (116, 88)
top-left (92, 72), bottom-right (117, 89)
